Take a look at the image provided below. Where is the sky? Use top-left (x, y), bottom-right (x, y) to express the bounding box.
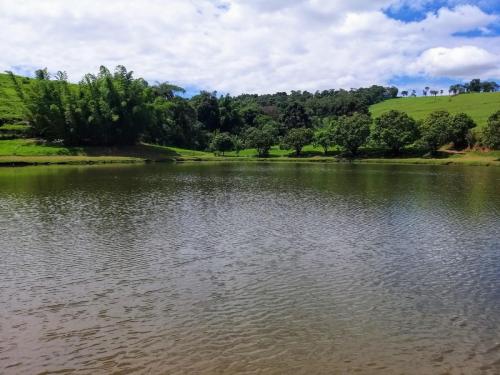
top-left (1, 0), bottom-right (499, 95)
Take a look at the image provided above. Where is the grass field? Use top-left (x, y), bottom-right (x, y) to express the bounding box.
top-left (0, 139), bottom-right (498, 167)
top-left (0, 73), bottom-right (31, 122)
top-left (370, 92), bottom-right (500, 127)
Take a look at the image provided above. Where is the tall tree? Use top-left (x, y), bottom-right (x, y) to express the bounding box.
top-left (192, 91), bottom-right (220, 131)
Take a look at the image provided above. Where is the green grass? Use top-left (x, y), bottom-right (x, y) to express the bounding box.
top-left (0, 139), bottom-right (497, 167)
top-left (370, 92), bottom-right (500, 127)
top-left (0, 73), bottom-right (31, 122)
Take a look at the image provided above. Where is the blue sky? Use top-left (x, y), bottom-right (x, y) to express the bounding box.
top-left (0, 0), bottom-right (499, 95)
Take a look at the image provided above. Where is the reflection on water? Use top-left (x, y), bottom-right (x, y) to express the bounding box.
top-left (0, 163), bottom-right (499, 374)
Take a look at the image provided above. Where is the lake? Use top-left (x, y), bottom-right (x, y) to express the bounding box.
top-left (0, 162), bottom-right (499, 374)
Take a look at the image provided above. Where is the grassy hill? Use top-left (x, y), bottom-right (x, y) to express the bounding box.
top-left (370, 92), bottom-right (500, 128)
top-left (0, 73), bottom-right (32, 123)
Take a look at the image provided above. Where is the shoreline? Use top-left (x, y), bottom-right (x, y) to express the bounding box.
top-left (1, 154), bottom-right (498, 167)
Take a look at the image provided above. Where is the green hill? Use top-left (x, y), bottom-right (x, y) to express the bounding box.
top-left (0, 72), bottom-right (32, 123)
top-left (370, 92), bottom-right (500, 128)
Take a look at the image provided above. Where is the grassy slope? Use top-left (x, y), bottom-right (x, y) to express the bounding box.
top-left (0, 73), bottom-right (29, 122)
top-left (370, 92), bottom-right (500, 127)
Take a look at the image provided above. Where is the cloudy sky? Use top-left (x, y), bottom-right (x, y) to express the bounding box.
top-left (1, 0), bottom-right (499, 94)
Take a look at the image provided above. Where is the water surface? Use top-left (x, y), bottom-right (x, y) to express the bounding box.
top-left (0, 163), bottom-right (499, 374)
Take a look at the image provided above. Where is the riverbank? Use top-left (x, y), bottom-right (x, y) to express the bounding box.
top-left (0, 139), bottom-right (498, 167)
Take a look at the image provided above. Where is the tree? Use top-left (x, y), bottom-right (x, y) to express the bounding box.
top-left (219, 95), bottom-right (243, 133)
top-left (313, 126), bottom-right (335, 155)
top-left (430, 90), bottom-right (438, 97)
top-left (244, 125), bottom-right (277, 157)
top-left (152, 82), bottom-right (185, 99)
top-left (193, 91), bottom-right (220, 131)
top-left (210, 132), bottom-right (234, 155)
top-left (401, 90), bottom-right (408, 97)
top-left (449, 113), bottom-right (476, 149)
top-left (10, 65), bottom-right (151, 146)
top-left (482, 111), bottom-right (500, 149)
top-left (331, 113), bottom-right (371, 155)
top-left (281, 102), bottom-right (311, 131)
top-left (419, 111), bottom-right (452, 154)
top-left (386, 86), bottom-right (398, 98)
top-left (232, 136), bottom-right (244, 156)
top-left (373, 110), bottom-right (419, 154)
top-left (481, 81), bottom-right (498, 93)
top-left (469, 79), bottom-right (481, 92)
top-left (281, 127), bottom-right (313, 156)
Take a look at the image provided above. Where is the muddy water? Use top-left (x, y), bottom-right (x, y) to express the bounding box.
top-left (0, 163), bottom-right (499, 374)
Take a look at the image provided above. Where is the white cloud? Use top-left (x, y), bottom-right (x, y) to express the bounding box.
top-left (411, 46), bottom-right (498, 77)
top-left (0, 0), bottom-right (499, 94)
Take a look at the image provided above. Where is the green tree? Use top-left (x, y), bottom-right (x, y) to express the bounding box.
top-left (219, 95), bottom-right (243, 133)
top-left (331, 113), bottom-right (371, 155)
top-left (419, 110), bottom-right (452, 154)
top-left (449, 113), bottom-right (476, 149)
top-left (281, 127), bottom-right (313, 156)
top-left (313, 126), bottom-right (335, 155)
top-left (210, 132), bottom-right (234, 155)
top-left (482, 111), bottom-right (500, 149)
top-left (373, 110), bottom-right (418, 154)
top-left (232, 135), bottom-right (244, 156)
top-left (469, 78), bottom-right (481, 92)
top-left (281, 102), bottom-right (311, 131)
top-left (244, 125), bottom-right (277, 157)
top-left (193, 91), bottom-right (220, 131)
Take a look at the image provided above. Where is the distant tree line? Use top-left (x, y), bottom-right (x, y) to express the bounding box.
top-left (7, 66), bottom-right (500, 154)
top-left (400, 79), bottom-right (498, 98)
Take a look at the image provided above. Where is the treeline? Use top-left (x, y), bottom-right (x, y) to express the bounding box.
top-left (8, 66), bottom-right (397, 148)
top-left (400, 79), bottom-right (498, 98)
top-left (7, 66), bottom-right (500, 154)
top-left (211, 109), bottom-right (500, 157)
top-left (449, 79), bottom-right (499, 95)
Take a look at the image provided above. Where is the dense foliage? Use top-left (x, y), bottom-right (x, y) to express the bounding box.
top-left (482, 111), bottom-right (500, 149)
top-left (331, 113), bottom-right (371, 155)
top-left (6, 66), bottom-right (499, 155)
top-left (372, 110), bottom-right (419, 154)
